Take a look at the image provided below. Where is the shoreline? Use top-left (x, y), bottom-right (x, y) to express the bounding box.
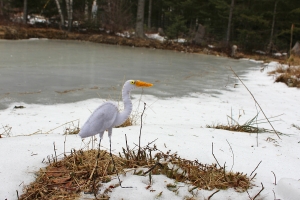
top-left (0, 24), bottom-right (287, 64)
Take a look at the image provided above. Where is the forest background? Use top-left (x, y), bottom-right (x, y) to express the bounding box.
top-left (0, 0), bottom-right (299, 55)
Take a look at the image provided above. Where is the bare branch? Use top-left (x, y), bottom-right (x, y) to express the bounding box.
top-left (143, 162), bottom-right (163, 175)
top-left (208, 189), bottom-right (220, 200)
top-left (271, 171), bottom-right (277, 185)
top-left (246, 182), bottom-right (264, 200)
top-left (212, 142), bottom-right (222, 168)
top-left (253, 182), bottom-right (264, 200)
top-left (250, 160), bottom-right (262, 177)
top-left (226, 139), bottom-right (234, 172)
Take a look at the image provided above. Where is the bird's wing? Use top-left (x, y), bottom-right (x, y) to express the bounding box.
top-left (79, 102), bottom-right (119, 138)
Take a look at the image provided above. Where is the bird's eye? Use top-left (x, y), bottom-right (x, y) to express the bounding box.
top-left (131, 81), bottom-right (135, 84)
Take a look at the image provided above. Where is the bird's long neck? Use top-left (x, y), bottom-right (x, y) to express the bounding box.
top-left (114, 87), bottom-right (133, 127)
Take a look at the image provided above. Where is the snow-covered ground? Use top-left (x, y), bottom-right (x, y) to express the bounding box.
top-left (1, 62), bottom-right (300, 199)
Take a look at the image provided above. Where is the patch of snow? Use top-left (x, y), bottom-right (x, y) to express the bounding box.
top-left (146, 33), bottom-right (166, 42)
top-left (255, 50), bottom-right (266, 55)
top-left (275, 178), bottom-right (300, 200)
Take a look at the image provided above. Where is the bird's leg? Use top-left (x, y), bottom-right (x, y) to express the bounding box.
top-left (97, 138), bottom-right (101, 159)
top-left (86, 138), bottom-right (101, 195)
top-left (109, 137), bottom-right (132, 188)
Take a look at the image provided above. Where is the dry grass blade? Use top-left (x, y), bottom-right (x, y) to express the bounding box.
top-left (229, 67), bottom-right (281, 139)
top-left (0, 124), bottom-right (12, 138)
top-left (206, 113), bottom-right (281, 134)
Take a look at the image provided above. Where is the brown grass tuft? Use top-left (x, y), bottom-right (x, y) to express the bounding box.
top-left (206, 114), bottom-right (280, 134)
top-left (116, 117), bottom-right (134, 128)
top-left (20, 142), bottom-right (253, 199)
top-left (269, 65), bottom-right (300, 88)
top-left (20, 149), bottom-right (125, 200)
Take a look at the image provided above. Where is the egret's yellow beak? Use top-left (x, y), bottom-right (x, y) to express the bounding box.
top-left (135, 80), bottom-right (153, 87)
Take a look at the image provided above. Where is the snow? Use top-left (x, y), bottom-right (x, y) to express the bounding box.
top-left (145, 33), bottom-right (166, 42)
top-left (1, 62), bottom-right (300, 199)
top-left (275, 178), bottom-right (300, 200)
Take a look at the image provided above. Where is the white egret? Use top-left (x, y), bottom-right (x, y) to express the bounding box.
top-left (79, 79), bottom-right (153, 187)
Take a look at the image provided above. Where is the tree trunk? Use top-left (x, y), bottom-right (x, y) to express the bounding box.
top-left (54, 0), bottom-right (64, 28)
top-left (68, 0), bottom-right (73, 32)
top-left (65, 0), bottom-right (73, 32)
top-left (0, 1), bottom-right (3, 16)
top-left (135, 0), bottom-right (145, 38)
top-left (23, 0), bottom-right (27, 24)
top-left (267, 0), bottom-right (279, 54)
top-left (84, 0), bottom-right (89, 21)
top-left (148, 0), bottom-right (152, 29)
top-left (226, 0), bottom-right (234, 46)
top-left (92, 0), bottom-right (98, 25)
top-left (65, 0), bottom-right (70, 29)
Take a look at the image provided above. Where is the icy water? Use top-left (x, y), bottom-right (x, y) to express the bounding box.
top-left (0, 39), bottom-right (258, 110)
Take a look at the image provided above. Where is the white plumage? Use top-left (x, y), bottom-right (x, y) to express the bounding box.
top-left (79, 80), bottom-right (153, 141)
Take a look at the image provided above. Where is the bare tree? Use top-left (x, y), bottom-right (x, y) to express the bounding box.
top-left (102, 0), bottom-right (132, 33)
top-left (148, 0), bottom-right (152, 29)
top-left (135, 0), bottom-right (145, 38)
top-left (226, 0), bottom-right (234, 46)
top-left (267, 0), bottom-right (279, 54)
top-left (84, 0), bottom-right (89, 21)
top-left (54, 0), bottom-right (64, 28)
top-left (65, 0), bottom-right (73, 31)
top-left (23, 0), bottom-right (27, 24)
top-left (0, 0), bottom-right (4, 16)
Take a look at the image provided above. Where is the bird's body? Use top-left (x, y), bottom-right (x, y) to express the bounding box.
top-left (79, 80), bottom-right (152, 140)
top-left (79, 102), bottom-right (119, 139)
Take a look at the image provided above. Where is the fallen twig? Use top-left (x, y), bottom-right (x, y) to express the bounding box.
top-left (250, 160), bottom-right (262, 177)
top-left (246, 182), bottom-right (264, 200)
top-left (212, 142), bottom-right (222, 168)
top-left (208, 189), bottom-right (220, 200)
top-left (253, 182), bottom-right (264, 199)
top-left (271, 171), bottom-right (277, 185)
top-left (143, 162), bottom-right (163, 175)
top-left (226, 139), bottom-right (234, 172)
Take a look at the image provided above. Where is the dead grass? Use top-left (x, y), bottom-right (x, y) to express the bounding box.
top-left (20, 149), bottom-right (124, 199)
top-left (20, 141), bottom-right (253, 199)
top-left (0, 125), bottom-right (12, 138)
top-left (55, 88), bottom-right (84, 94)
top-left (288, 55), bottom-right (300, 67)
top-left (116, 116), bottom-right (135, 128)
top-left (206, 114), bottom-right (280, 134)
top-left (268, 62), bottom-right (300, 88)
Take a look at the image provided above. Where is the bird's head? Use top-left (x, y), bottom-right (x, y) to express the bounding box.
top-left (124, 80), bottom-right (153, 91)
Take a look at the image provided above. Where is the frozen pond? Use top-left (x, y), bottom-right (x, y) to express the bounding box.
top-left (0, 39), bottom-right (258, 110)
